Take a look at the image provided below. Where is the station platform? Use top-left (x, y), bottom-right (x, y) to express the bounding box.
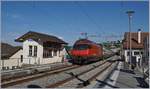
top-left (96, 61), bottom-right (149, 88)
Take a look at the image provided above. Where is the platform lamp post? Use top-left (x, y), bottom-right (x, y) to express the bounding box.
top-left (126, 10), bottom-right (134, 69)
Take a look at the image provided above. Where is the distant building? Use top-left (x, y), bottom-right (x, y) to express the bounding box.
top-left (122, 29), bottom-right (149, 64)
top-left (1, 43), bottom-right (23, 70)
top-left (15, 31), bottom-right (68, 65)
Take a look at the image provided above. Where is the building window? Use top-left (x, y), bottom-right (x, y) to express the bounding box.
top-left (43, 49), bottom-right (52, 58)
top-left (127, 51), bottom-right (130, 56)
top-left (53, 50), bottom-right (57, 56)
top-left (43, 50), bottom-right (47, 58)
top-left (34, 46), bottom-right (37, 57)
top-left (21, 55), bottom-right (23, 62)
top-left (49, 50), bottom-right (52, 57)
top-left (127, 51), bottom-right (133, 56)
top-left (29, 46), bottom-right (32, 56)
top-left (134, 51), bottom-right (139, 55)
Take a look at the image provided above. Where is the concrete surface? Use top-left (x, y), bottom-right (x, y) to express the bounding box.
top-left (97, 61), bottom-right (149, 88)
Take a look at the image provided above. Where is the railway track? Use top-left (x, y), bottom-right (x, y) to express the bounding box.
top-left (78, 61), bottom-right (118, 88)
top-left (1, 56), bottom-right (118, 88)
top-left (2, 60), bottom-right (106, 88)
top-left (1, 62), bottom-right (72, 82)
top-left (46, 61), bottom-right (115, 88)
top-left (1, 64), bottom-right (80, 88)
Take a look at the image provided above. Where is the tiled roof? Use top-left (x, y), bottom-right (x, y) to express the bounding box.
top-left (122, 32), bottom-right (149, 49)
top-left (15, 31), bottom-right (68, 44)
top-left (1, 43), bottom-right (22, 59)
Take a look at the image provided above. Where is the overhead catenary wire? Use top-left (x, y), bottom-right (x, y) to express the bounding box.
top-left (74, 2), bottom-right (104, 40)
top-left (77, 2), bottom-right (109, 42)
top-left (75, 2), bottom-right (124, 42)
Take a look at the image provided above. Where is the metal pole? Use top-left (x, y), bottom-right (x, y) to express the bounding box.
top-left (126, 11), bottom-right (134, 69)
top-left (129, 14), bottom-right (132, 68)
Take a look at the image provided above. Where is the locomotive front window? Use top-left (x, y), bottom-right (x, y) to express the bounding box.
top-left (73, 44), bottom-right (90, 50)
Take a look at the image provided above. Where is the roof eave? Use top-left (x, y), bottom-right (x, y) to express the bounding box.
top-left (15, 39), bottom-right (24, 42)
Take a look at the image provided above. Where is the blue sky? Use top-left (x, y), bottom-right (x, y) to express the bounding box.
top-left (1, 1), bottom-right (149, 46)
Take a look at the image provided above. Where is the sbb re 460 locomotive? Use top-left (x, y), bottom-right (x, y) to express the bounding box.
top-left (70, 39), bottom-right (103, 64)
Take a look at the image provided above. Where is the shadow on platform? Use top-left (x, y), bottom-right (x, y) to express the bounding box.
top-left (134, 76), bottom-right (149, 88)
top-left (119, 69), bottom-right (135, 74)
top-left (27, 84), bottom-right (42, 88)
top-left (96, 79), bottom-right (119, 88)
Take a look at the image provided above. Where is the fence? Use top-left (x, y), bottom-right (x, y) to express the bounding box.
top-left (1, 57), bottom-right (63, 70)
top-left (0, 58), bottom-right (33, 70)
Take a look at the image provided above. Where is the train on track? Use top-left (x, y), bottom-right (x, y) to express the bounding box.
top-left (70, 39), bottom-right (103, 64)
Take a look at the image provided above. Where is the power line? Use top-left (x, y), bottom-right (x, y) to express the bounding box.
top-left (75, 2), bottom-right (124, 42)
top-left (74, 2), bottom-right (102, 32)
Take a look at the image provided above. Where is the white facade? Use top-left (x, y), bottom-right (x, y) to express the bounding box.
top-left (22, 39), bottom-right (43, 64)
top-left (1, 49), bottom-right (23, 70)
top-left (22, 39), bottom-right (65, 65)
top-left (1, 40), bottom-right (66, 70)
top-left (123, 49), bottom-right (142, 63)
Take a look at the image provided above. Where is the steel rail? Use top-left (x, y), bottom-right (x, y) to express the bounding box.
top-left (2, 63), bottom-right (72, 82)
top-left (77, 62), bottom-right (114, 88)
top-left (1, 65), bottom-right (80, 88)
top-left (46, 60), bottom-right (108, 88)
top-left (2, 57), bottom-right (112, 88)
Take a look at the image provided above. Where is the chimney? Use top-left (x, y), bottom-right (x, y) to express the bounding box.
top-left (138, 29), bottom-right (141, 44)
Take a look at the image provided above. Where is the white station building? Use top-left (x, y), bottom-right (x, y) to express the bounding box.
top-left (15, 31), bottom-right (68, 64)
top-left (1, 31), bottom-right (68, 70)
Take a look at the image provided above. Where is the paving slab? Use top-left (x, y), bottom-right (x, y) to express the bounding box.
top-left (100, 61), bottom-right (149, 88)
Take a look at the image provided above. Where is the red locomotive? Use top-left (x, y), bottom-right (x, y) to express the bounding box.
top-left (70, 39), bottom-right (103, 64)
